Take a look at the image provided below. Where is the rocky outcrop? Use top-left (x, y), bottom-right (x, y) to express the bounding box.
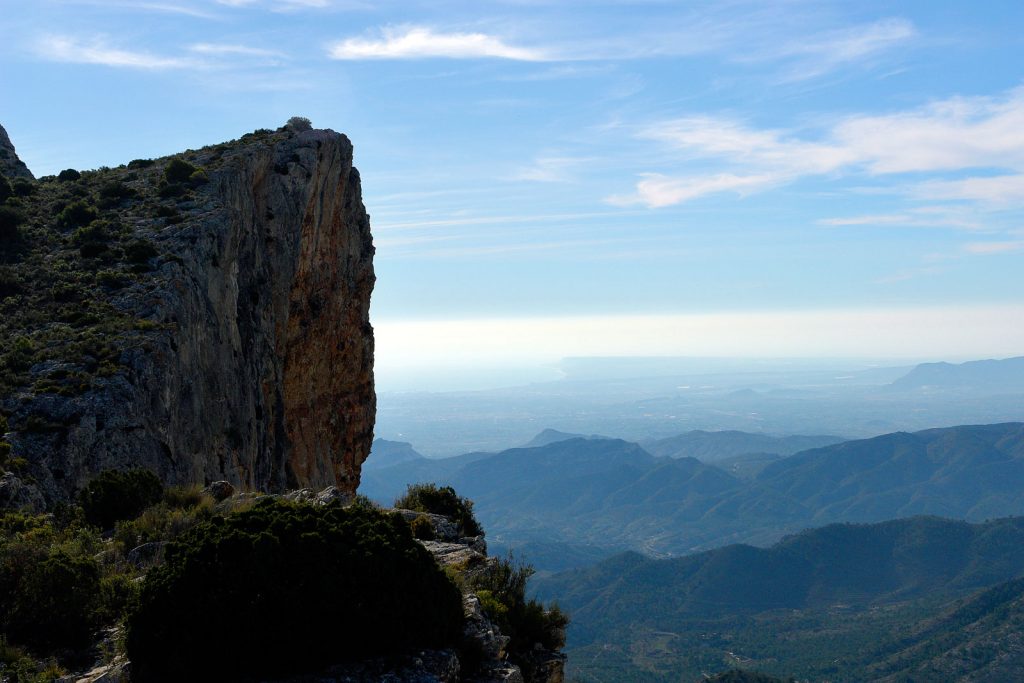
top-left (0, 123), bottom-right (33, 179)
top-left (4, 125), bottom-right (375, 505)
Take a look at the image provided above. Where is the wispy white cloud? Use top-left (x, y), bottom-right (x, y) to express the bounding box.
top-left (327, 26), bottom-right (549, 61)
top-left (512, 156), bottom-right (591, 183)
top-left (963, 240), bottom-right (1024, 255)
top-left (615, 86), bottom-right (1024, 207)
top-left (768, 18), bottom-right (916, 81)
top-left (187, 43), bottom-right (284, 58)
top-left (912, 174), bottom-right (1024, 206)
top-left (607, 172), bottom-right (777, 208)
top-left (38, 34), bottom-right (199, 69)
top-left (819, 206), bottom-right (984, 231)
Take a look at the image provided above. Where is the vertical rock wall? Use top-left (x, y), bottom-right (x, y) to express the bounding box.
top-left (6, 128), bottom-right (375, 503)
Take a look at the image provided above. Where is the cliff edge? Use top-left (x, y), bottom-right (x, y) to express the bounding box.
top-left (0, 122), bottom-right (375, 506)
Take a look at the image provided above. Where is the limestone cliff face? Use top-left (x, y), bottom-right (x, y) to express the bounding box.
top-left (5, 127), bottom-right (375, 503)
top-left (0, 123), bottom-right (34, 179)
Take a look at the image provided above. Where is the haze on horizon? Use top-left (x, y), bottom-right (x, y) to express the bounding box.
top-left (2, 0), bottom-right (1022, 387)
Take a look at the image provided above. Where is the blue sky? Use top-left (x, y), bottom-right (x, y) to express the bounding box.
top-left (2, 1), bottom-right (1023, 386)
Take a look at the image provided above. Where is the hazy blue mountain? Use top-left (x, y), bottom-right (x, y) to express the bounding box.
top-left (642, 430), bottom-right (844, 462)
top-left (521, 428), bottom-right (612, 448)
top-left (363, 438), bottom-right (426, 470)
top-left (359, 423), bottom-right (1024, 559)
top-left (357, 449), bottom-right (494, 504)
top-left (711, 452), bottom-right (784, 479)
top-left (749, 422), bottom-right (1024, 524)
top-left (534, 516), bottom-right (1024, 682)
top-left (868, 575), bottom-right (1024, 682)
top-left (537, 516), bottom-right (1024, 617)
top-left (889, 356), bottom-right (1024, 392)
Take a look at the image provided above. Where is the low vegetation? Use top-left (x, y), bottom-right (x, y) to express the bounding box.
top-left (451, 553), bottom-right (568, 678)
top-left (126, 498), bottom-right (464, 682)
top-left (395, 482), bottom-right (483, 537)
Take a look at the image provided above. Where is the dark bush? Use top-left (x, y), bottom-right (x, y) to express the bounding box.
top-left (395, 483), bottom-right (482, 537)
top-left (163, 159), bottom-right (197, 184)
top-left (78, 469), bottom-right (164, 530)
top-left (5, 550), bottom-right (100, 651)
top-left (57, 169), bottom-right (81, 182)
top-left (157, 183), bottom-right (186, 199)
top-left (410, 514), bottom-right (436, 540)
top-left (0, 205), bottom-right (26, 241)
top-left (126, 499), bottom-right (464, 682)
top-left (0, 175), bottom-right (11, 202)
top-left (71, 220), bottom-right (116, 258)
top-left (56, 201), bottom-right (98, 230)
top-left (124, 240), bottom-right (158, 266)
top-left (11, 178), bottom-right (35, 197)
top-left (127, 158), bottom-right (154, 169)
top-left (97, 181), bottom-right (138, 208)
top-left (286, 116), bottom-right (313, 132)
top-left (468, 555), bottom-right (568, 663)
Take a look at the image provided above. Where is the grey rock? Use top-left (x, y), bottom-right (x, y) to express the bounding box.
top-left (74, 656), bottom-right (130, 683)
top-left (0, 472), bottom-right (45, 512)
top-left (284, 488), bottom-right (316, 503)
top-left (315, 486), bottom-right (351, 506)
top-left (204, 480), bottom-right (235, 501)
top-left (464, 594), bottom-right (510, 660)
top-left (396, 509), bottom-right (460, 541)
top-left (0, 123), bottom-right (33, 179)
top-left (4, 127), bottom-right (375, 507)
top-left (419, 540), bottom-right (488, 569)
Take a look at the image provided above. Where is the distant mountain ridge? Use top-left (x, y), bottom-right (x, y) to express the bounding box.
top-left (364, 439), bottom-right (426, 471)
top-left (533, 515), bottom-right (1024, 682)
top-left (889, 356), bottom-right (1024, 392)
top-left (642, 429), bottom-right (844, 462)
top-left (359, 423), bottom-right (1024, 559)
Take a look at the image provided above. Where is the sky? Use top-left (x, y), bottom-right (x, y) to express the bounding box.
top-left (2, 1), bottom-right (1023, 389)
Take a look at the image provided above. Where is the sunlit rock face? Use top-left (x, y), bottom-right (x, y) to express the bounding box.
top-left (5, 126), bottom-right (375, 503)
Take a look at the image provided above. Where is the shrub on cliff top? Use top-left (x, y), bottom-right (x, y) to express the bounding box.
top-left (78, 468), bottom-right (164, 530)
top-left (126, 499), bottom-right (464, 682)
top-left (395, 483), bottom-right (482, 537)
top-left (163, 159), bottom-right (197, 184)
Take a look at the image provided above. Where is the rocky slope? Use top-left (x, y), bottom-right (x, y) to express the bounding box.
top-left (0, 121), bottom-right (375, 506)
top-left (0, 124), bottom-right (33, 179)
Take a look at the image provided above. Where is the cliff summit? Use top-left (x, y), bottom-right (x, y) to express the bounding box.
top-left (0, 122), bottom-right (375, 507)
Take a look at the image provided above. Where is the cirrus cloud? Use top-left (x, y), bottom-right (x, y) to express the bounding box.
top-left (327, 26), bottom-right (550, 61)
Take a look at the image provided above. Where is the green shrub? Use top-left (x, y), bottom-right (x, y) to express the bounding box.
top-left (410, 514), bottom-right (436, 540)
top-left (11, 178), bottom-right (35, 197)
top-left (5, 550), bottom-right (100, 651)
top-left (157, 183), bottom-right (186, 199)
top-left (163, 485), bottom-right (209, 510)
top-left (126, 499), bottom-right (464, 682)
top-left (395, 483), bottom-right (483, 537)
top-left (467, 555), bottom-right (568, 661)
top-left (57, 169), bottom-right (81, 182)
top-left (123, 240), bottom-right (158, 265)
top-left (163, 159), bottom-right (197, 184)
top-left (0, 175), bottom-right (11, 202)
top-left (78, 469), bottom-right (164, 530)
top-left (96, 270), bottom-right (127, 288)
top-left (127, 159), bottom-right (154, 169)
top-left (0, 205), bottom-right (26, 241)
top-left (187, 169), bottom-right (208, 187)
top-left (56, 201), bottom-right (98, 230)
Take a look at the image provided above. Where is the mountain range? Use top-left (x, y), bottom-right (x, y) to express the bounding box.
top-left (533, 515), bottom-right (1024, 682)
top-left (360, 422), bottom-right (1024, 559)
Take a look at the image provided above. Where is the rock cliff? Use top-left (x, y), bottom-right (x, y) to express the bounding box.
top-left (0, 123), bottom-right (375, 505)
top-left (0, 124), bottom-right (33, 179)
